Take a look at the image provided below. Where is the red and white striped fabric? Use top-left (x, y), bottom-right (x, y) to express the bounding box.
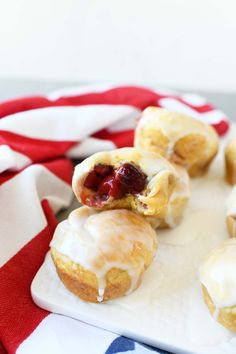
top-left (0, 85), bottom-right (230, 354)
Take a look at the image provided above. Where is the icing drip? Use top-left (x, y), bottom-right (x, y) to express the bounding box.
top-left (50, 207), bottom-right (157, 301)
top-left (97, 286), bottom-right (105, 303)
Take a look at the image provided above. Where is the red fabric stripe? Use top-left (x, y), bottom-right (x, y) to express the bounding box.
top-left (0, 343), bottom-right (7, 354)
top-left (0, 159), bottom-right (73, 186)
top-left (93, 129), bottom-right (134, 148)
top-left (0, 87), bottom-right (158, 117)
top-left (0, 86), bottom-right (228, 136)
top-left (0, 86), bottom-right (215, 117)
top-left (0, 170), bottom-right (19, 186)
top-left (0, 200), bottom-right (57, 354)
top-left (212, 120), bottom-right (230, 136)
top-left (42, 159), bottom-right (73, 185)
top-left (0, 131), bottom-right (76, 162)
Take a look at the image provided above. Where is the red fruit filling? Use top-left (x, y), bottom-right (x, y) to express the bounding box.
top-left (83, 164), bottom-right (113, 191)
top-left (83, 163), bottom-right (147, 203)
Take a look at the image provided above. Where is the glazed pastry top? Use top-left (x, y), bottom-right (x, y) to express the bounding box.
top-left (135, 107), bottom-right (218, 155)
top-left (72, 147), bottom-right (178, 217)
top-left (134, 107), bottom-right (219, 172)
top-left (50, 207), bottom-right (157, 300)
top-left (199, 238), bottom-right (236, 308)
top-left (226, 185), bottom-right (236, 216)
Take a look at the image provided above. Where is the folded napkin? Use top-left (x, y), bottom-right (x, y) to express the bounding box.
top-left (0, 85), bottom-right (229, 354)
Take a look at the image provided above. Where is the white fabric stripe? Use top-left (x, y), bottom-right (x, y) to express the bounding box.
top-left (66, 137), bottom-right (116, 158)
top-left (195, 109), bottom-right (229, 124)
top-left (0, 165), bottom-right (72, 267)
top-left (0, 105), bottom-right (139, 141)
top-left (107, 109), bottom-right (140, 132)
top-left (0, 145), bottom-right (31, 173)
top-left (180, 93), bottom-right (207, 106)
top-left (17, 313), bottom-right (118, 354)
top-left (47, 83), bottom-right (147, 100)
top-left (47, 83), bottom-right (115, 100)
top-left (159, 98), bottom-right (227, 124)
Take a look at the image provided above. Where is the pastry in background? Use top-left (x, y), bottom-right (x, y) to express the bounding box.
top-left (225, 140), bottom-right (236, 185)
top-left (72, 147), bottom-right (178, 218)
top-left (199, 238), bottom-right (236, 332)
top-left (226, 185), bottom-right (236, 237)
top-left (147, 164), bottom-right (190, 229)
top-left (134, 107), bottom-right (219, 177)
top-left (50, 207), bottom-right (157, 303)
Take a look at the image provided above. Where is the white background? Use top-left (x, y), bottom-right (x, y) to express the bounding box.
top-left (0, 0), bottom-right (235, 92)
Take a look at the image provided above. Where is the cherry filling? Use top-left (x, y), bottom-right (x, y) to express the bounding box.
top-left (83, 164), bottom-right (113, 191)
top-left (83, 163), bottom-right (147, 202)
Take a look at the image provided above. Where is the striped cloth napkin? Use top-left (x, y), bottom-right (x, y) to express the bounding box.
top-left (0, 85), bottom-right (229, 354)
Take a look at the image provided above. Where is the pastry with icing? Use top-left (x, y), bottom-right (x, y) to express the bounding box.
top-left (50, 207), bottom-right (157, 303)
top-left (72, 147), bottom-right (178, 218)
top-left (147, 164), bottom-right (190, 228)
top-left (225, 140), bottom-right (236, 185)
top-left (226, 185), bottom-right (236, 237)
top-left (199, 238), bottom-right (236, 332)
top-left (134, 107), bottom-right (219, 177)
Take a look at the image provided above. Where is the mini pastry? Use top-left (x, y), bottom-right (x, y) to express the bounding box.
top-left (225, 140), bottom-right (236, 185)
top-left (147, 164), bottom-right (190, 228)
top-left (226, 185), bottom-right (236, 237)
top-left (134, 107), bottom-right (219, 177)
top-left (72, 147), bottom-right (178, 218)
top-left (50, 207), bottom-right (157, 303)
top-left (199, 238), bottom-right (236, 332)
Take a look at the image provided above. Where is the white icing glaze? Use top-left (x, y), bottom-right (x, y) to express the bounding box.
top-left (146, 164), bottom-right (190, 228)
top-left (164, 165), bottom-right (190, 227)
top-left (40, 125), bottom-right (236, 349)
top-left (199, 238), bottom-right (236, 309)
top-left (226, 185), bottom-right (236, 216)
top-left (50, 207), bottom-right (157, 301)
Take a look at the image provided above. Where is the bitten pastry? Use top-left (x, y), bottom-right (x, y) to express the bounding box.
top-left (199, 238), bottom-right (236, 332)
top-left (226, 185), bottom-right (236, 237)
top-left (134, 107), bottom-right (219, 177)
top-left (225, 140), bottom-right (236, 185)
top-left (72, 147), bottom-right (178, 218)
top-left (147, 164), bottom-right (190, 228)
top-left (50, 207), bottom-right (157, 303)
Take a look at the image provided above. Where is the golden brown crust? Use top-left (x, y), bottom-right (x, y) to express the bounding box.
top-left (202, 285), bottom-right (236, 332)
top-left (51, 248), bottom-right (137, 303)
top-left (137, 128), bottom-right (170, 156)
top-left (225, 141), bottom-right (236, 185)
top-left (227, 215), bottom-right (236, 238)
top-left (50, 207), bottom-right (157, 304)
top-left (173, 134), bottom-right (214, 177)
top-left (134, 107), bottom-right (219, 177)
